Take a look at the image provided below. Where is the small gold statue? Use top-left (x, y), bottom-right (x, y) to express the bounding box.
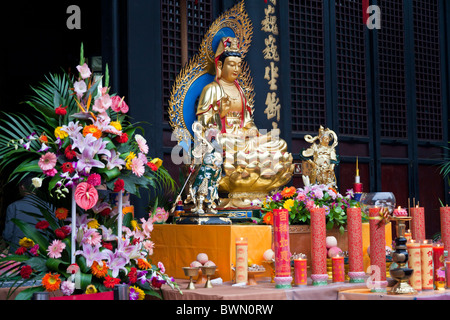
top-left (301, 126), bottom-right (339, 187)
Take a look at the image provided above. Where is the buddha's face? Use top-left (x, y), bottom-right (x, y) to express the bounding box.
top-left (219, 56), bottom-right (242, 82)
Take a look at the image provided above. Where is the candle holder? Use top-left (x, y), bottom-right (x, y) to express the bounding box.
top-left (389, 216), bottom-right (417, 295)
top-left (183, 267), bottom-right (200, 290)
top-left (201, 266), bottom-right (217, 289)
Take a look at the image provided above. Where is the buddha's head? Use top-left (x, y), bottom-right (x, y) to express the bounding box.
top-left (215, 37), bottom-right (242, 81)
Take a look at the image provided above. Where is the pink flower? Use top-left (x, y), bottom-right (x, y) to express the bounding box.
top-left (143, 240), bottom-right (155, 255)
top-left (140, 217), bottom-right (154, 237)
top-left (82, 229), bottom-right (102, 246)
top-left (152, 207), bottom-right (169, 223)
top-left (135, 134), bottom-right (149, 154)
top-left (47, 239), bottom-right (66, 259)
top-left (38, 152), bottom-right (57, 171)
top-left (111, 96), bottom-right (129, 113)
top-left (92, 94), bottom-right (112, 113)
top-left (305, 200), bottom-right (315, 211)
top-left (76, 63), bottom-right (92, 79)
top-left (75, 182), bottom-right (99, 210)
top-left (87, 173), bottom-right (102, 186)
top-left (30, 244), bottom-right (40, 256)
top-left (158, 262), bottom-right (165, 274)
top-left (130, 157), bottom-right (145, 177)
top-left (43, 168), bottom-right (58, 177)
top-left (296, 192), bottom-right (306, 202)
top-left (61, 281), bottom-right (75, 296)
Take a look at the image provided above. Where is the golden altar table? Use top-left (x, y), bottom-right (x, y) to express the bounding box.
top-left (150, 224), bottom-right (272, 282)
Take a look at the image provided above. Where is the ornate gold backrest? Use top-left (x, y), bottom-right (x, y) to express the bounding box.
top-left (168, 1), bottom-right (255, 145)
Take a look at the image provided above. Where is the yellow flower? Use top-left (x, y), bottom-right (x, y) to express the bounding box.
top-left (87, 219), bottom-right (100, 229)
top-left (150, 158), bottom-right (163, 169)
top-left (130, 286), bottom-right (145, 300)
top-left (54, 127), bottom-right (68, 139)
top-left (125, 152), bottom-right (136, 170)
top-left (130, 220), bottom-right (140, 231)
top-left (85, 284), bottom-right (98, 294)
top-left (283, 199), bottom-right (296, 211)
top-left (19, 237), bottom-right (35, 249)
top-left (110, 121), bottom-right (122, 131)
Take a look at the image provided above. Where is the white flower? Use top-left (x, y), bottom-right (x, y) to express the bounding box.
top-left (31, 177), bottom-right (43, 188)
top-left (74, 80), bottom-right (87, 96)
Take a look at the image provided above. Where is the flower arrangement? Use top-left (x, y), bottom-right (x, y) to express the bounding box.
top-left (260, 184), bottom-right (360, 234)
top-left (0, 45), bottom-right (179, 299)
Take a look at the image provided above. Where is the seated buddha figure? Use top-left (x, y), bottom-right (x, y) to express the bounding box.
top-left (196, 37), bottom-right (293, 208)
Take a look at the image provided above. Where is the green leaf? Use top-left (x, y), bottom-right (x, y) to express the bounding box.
top-left (97, 167), bottom-right (121, 182)
top-left (11, 219), bottom-right (50, 254)
top-left (14, 286), bottom-right (44, 301)
top-left (46, 258), bottom-right (69, 274)
top-left (26, 257), bottom-right (48, 273)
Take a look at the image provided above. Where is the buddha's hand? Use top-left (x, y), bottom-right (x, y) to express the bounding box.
top-left (246, 128), bottom-right (259, 137)
top-left (220, 96), bottom-right (231, 117)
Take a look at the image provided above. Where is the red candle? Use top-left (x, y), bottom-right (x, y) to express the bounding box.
top-left (433, 243), bottom-right (445, 290)
top-left (273, 209), bottom-right (292, 288)
top-left (446, 261), bottom-right (450, 289)
top-left (346, 207), bottom-right (365, 283)
top-left (368, 207), bottom-right (387, 292)
top-left (410, 206), bottom-right (426, 242)
top-left (332, 254), bottom-right (345, 283)
top-left (310, 207), bottom-right (328, 285)
top-left (294, 256), bottom-right (307, 286)
top-left (440, 206), bottom-right (450, 251)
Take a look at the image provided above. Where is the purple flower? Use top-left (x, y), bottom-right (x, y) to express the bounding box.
top-left (103, 249), bottom-right (129, 278)
top-left (129, 287), bottom-right (140, 300)
top-left (75, 243), bottom-right (108, 267)
top-left (102, 149), bottom-right (126, 170)
top-left (272, 193), bottom-right (282, 202)
top-left (76, 147), bottom-right (105, 174)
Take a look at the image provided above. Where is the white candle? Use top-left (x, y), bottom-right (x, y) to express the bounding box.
top-left (117, 190), bottom-right (123, 238)
top-left (71, 184), bottom-right (77, 264)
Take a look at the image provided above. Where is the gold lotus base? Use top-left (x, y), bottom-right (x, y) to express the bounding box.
top-left (219, 191), bottom-right (268, 209)
top-left (389, 281), bottom-right (417, 295)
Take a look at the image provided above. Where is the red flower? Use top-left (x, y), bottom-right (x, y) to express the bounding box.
top-left (99, 207), bottom-right (112, 217)
top-left (65, 145), bottom-right (76, 160)
top-left (128, 267), bottom-right (137, 284)
top-left (115, 132), bottom-right (128, 144)
top-left (113, 179), bottom-right (125, 192)
top-left (103, 275), bottom-right (121, 289)
top-left (55, 228), bottom-right (67, 239)
top-left (147, 162), bottom-right (158, 172)
top-left (35, 220), bottom-right (50, 230)
top-left (15, 247), bottom-right (27, 255)
top-left (102, 241), bottom-right (113, 251)
top-left (151, 277), bottom-right (165, 289)
top-left (20, 265), bottom-right (33, 279)
top-left (61, 162), bottom-right (75, 174)
top-left (55, 105), bottom-right (68, 116)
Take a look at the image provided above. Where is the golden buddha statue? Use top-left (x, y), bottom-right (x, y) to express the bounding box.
top-left (196, 37), bottom-right (294, 208)
top-left (168, 2), bottom-right (293, 210)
